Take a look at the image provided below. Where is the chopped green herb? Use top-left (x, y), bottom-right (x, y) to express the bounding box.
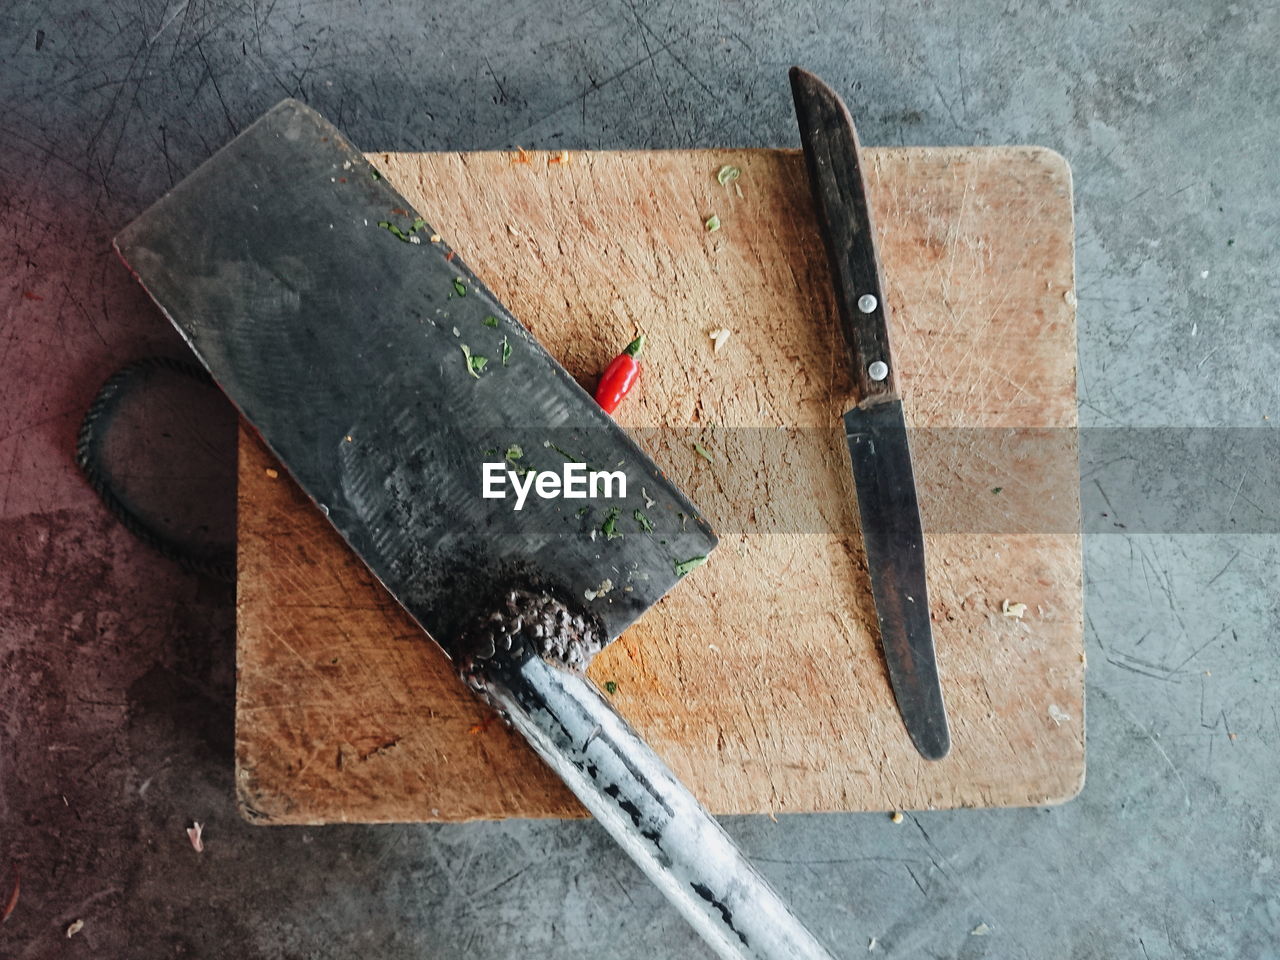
top-left (377, 220), bottom-right (411, 242)
top-left (602, 508), bottom-right (622, 541)
top-left (576, 505), bottom-right (590, 518)
top-left (546, 440), bottom-right (578, 461)
top-left (991, 486), bottom-right (1003, 495)
top-left (716, 165), bottom-right (741, 186)
top-left (453, 278), bottom-right (467, 296)
top-left (501, 336), bottom-right (512, 366)
top-left (705, 214), bottom-right (721, 232)
top-left (505, 444), bottom-right (523, 461)
top-left (483, 315), bottom-right (500, 327)
top-left (459, 344), bottom-right (481, 378)
top-left (633, 509), bottom-right (654, 533)
top-left (483, 448), bottom-right (497, 457)
top-left (378, 216), bottom-right (429, 244)
top-left (693, 442), bottom-right (714, 463)
top-left (371, 169), bottom-right (382, 180)
top-left (470, 354), bottom-right (489, 375)
top-left (604, 680), bottom-right (618, 695)
top-left (674, 556), bottom-right (707, 576)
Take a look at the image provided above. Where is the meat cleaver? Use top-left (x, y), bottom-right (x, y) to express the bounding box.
top-left (115, 100), bottom-right (836, 960)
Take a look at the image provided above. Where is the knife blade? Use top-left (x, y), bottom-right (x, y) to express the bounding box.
top-left (790, 67), bottom-right (950, 760)
top-left (116, 99), bottom-right (836, 960)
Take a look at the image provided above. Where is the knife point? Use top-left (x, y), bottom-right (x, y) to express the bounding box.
top-left (911, 723), bottom-right (951, 761)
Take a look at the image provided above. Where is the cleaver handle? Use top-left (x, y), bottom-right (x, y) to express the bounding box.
top-left (474, 652), bottom-right (838, 960)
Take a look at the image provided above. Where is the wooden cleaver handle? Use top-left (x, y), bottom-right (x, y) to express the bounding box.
top-left (470, 652), bottom-right (838, 960)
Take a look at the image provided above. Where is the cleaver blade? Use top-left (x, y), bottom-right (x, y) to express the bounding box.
top-left (115, 99), bottom-right (713, 653)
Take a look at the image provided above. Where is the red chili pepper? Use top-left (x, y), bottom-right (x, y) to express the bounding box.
top-left (594, 335), bottom-right (645, 414)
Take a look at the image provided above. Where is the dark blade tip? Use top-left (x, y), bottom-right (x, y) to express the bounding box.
top-left (911, 723), bottom-right (951, 762)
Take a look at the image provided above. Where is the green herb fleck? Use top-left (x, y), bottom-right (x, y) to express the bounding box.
top-left (483, 315), bottom-right (500, 328)
top-left (1227, 238), bottom-right (1236, 247)
top-left (378, 220), bottom-right (412, 242)
top-left (705, 214), bottom-right (721, 232)
top-left (546, 440), bottom-right (579, 461)
top-left (674, 555), bottom-right (707, 577)
top-left (459, 343), bottom-right (482, 379)
top-left (458, 344), bottom-right (487, 377)
top-left (371, 169), bottom-right (382, 180)
top-left (991, 486), bottom-right (1003, 495)
top-left (501, 336), bottom-right (512, 366)
top-left (378, 216), bottom-right (429, 244)
top-left (505, 444), bottom-right (523, 461)
top-left (483, 448), bottom-right (497, 457)
top-left (604, 680), bottom-right (618, 695)
top-left (633, 509), bottom-right (654, 533)
top-left (716, 165), bottom-right (741, 186)
top-left (602, 508), bottom-right (622, 541)
top-left (693, 442), bottom-right (714, 463)
top-left (453, 278), bottom-right (467, 296)
top-left (576, 505), bottom-right (590, 518)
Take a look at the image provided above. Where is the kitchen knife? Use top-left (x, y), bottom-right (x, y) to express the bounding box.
top-left (790, 68), bottom-right (950, 761)
top-left (115, 99), bottom-right (836, 960)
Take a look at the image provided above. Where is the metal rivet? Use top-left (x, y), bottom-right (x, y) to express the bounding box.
top-left (857, 293), bottom-right (878, 314)
top-left (868, 360), bottom-right (889, 381)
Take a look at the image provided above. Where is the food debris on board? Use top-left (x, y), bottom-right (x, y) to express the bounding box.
top-left (601, 509), bottom-right (622, 541)
top-left (970, 923), bottom-right (992, 936)
top-left (674, 556), bottom-right (707, 577)
top-left (704, 214), bottom-right (721, 232)
top-left (715, 164), bottom-right (744, 197)
top-left (709, 328), bottom-right (732, 353)
top-left (459, 344), bottom-right (487, 378)
top-left (604, 680), bottom-right (618, 695)
top-left (1047, 704), bottom-right (1071, 727)
top-left (66, 919), bottom-right (85, 938)
top-left (1001, 599), bottom-right (1027, 618)
top-left (264, 468), bottom-right (278, 479)
top-left (584, 578), bottom-right (614, 600)
top-left (889, 811), bottom-right (904, 824)
top-left (595, 336), bottom-right (645, 415)
top-left (693, 442), bottom-right (714, 463)
top-left (187, 821), bottom-right (204, 853)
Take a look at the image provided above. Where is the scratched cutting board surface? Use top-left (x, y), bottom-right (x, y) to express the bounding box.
top-left (234, 147), bottom-right (1082, 824)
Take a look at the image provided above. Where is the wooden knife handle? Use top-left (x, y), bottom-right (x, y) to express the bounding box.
top-left (469, 651), bottom-right (838, 960)
top-left (791, 66), bottom-right (897, 405)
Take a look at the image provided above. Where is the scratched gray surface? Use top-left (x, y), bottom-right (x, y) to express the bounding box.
top-left (1, 1), bottom-right (1278, 958)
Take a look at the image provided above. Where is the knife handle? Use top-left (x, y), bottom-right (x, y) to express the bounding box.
top-left (790, 66), bottom-right (897, 405)
top-left (470, 652), bottom-right (838, 960)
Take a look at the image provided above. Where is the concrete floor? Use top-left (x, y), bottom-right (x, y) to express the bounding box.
top-left (2, 1), bottom-right (1278, 957)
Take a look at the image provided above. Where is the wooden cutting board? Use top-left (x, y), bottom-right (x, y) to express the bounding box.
top-left (234, 147), bottom-right (1082, 824)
